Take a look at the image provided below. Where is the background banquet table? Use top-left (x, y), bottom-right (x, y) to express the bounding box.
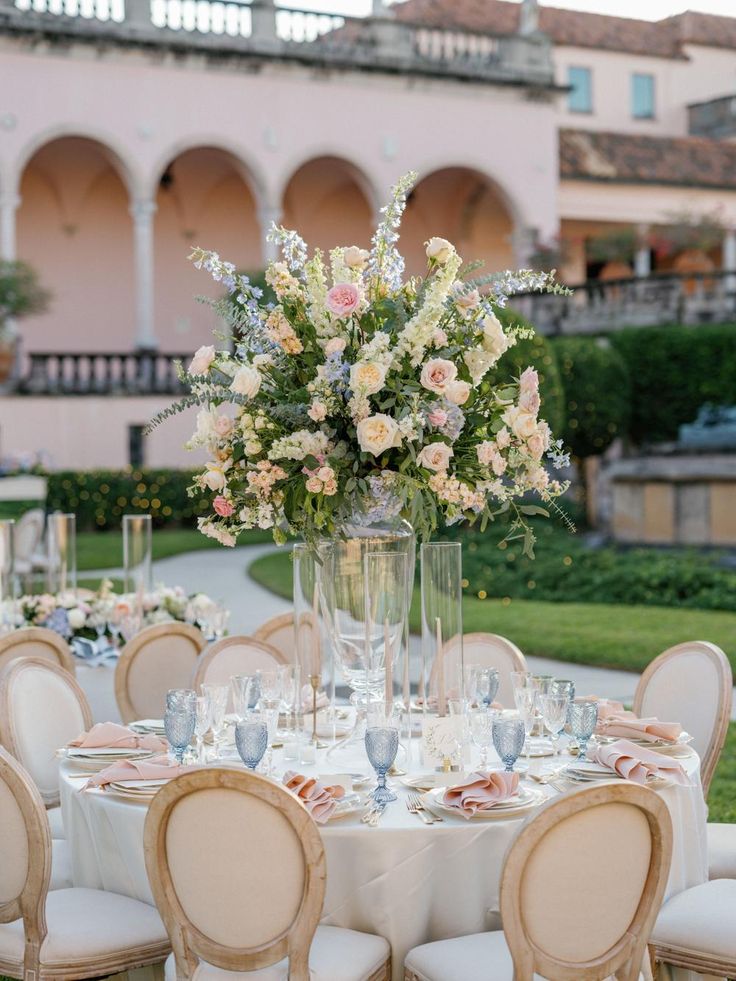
top-left (59, 746), bottom-right (707, 981)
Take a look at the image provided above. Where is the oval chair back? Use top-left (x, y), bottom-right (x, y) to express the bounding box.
top-left (0, 627), bottom-right (75, 677)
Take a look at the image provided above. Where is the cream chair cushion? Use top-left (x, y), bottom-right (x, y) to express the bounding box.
top-left (47, 805), bottom-right (65, 840)
top-left (0, 888), bottom-right (168, 972)
top-left (50, 839), bottom-right (73, 890)
top-left (707, 823), bottom-right (736, 879)
top-left (652, 879), bottom-right (736, 961)
top-left (405, 930), bottom-right (518, 981)
top-left (163, 925), bottom-right (389, 981)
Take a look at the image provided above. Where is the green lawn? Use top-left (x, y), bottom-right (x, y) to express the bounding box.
top-left (76, 527), bottom-right (274, 571)
top-left (248, 550), bottom-right (736, 674)
top-left (710, 722), bottom-right (736, 823)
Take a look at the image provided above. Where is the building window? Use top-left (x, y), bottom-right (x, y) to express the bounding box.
top-left (568, 66), bottom-right (592, 113)
top-left (632, 73), bottom-right (655, 119)
top-left (128, 425), bottom-right (146, 468)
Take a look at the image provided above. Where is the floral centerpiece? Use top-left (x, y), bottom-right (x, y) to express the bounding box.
top-left (154, 172), bottom-right (570, 554)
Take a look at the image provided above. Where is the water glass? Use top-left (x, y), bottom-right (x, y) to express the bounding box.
top-left (570, 700), bottom-right (599, 762)
top-left (469, 708), bottom-right (495, 770)
top-left (492, 718), bottom-right (526, 772)
top-left (365, 725), bottom-right (399, 804)
top-left (194, 694), bottom-right (212, 763)
top-left (550, 679), bottom-right (575, 699)
top-left (235, 718), bottom-right (268, 771)
top-left (165, 704), bottom-right (196, 764)
top-left (513, 685), bottom-right (537, 758)
top-left (257, 669), bottom-right (283, 710)
top-left (166, 688), bottom-right (196, 712)
top-left (202, 683), bottom-right (229, 756)
top-left (539, 692), bottom-right (569, 755)
top-left (231, 674), bottom-right (258, 719)
top-left (467, 666), bottom-right (499, 709)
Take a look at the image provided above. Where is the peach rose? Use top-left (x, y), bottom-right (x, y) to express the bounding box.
top-left (350, 361), bottom-right (387, 396)
top-left (455, 289), bottom-right (480, 313)
top-left (214, 414), bottom-right (233, 438)
top-left (527, 432), bottom-right (546, 461)
top-left (519, 366), bottom-right (540, 414)
top-left (327, 283), bottom-right (360, 318)
top-left (317, 466), bottom-right (335, 483)
top-left (188, 345), bottom-right (216, 376)
top-left (504, 406), bottom-right (537, 440)
top-left (420, 358), bottom-right (457, 395)
top-left (425, 237), bottom-right (455, 264)
top-left (357, 414), bottom-right (400, 456)
top-left (417, 442), bottom-right (454, 472)
top-left (213, 496), bottom-right (235, 517)
top-left (325, 337), bottom-right (347, 356)
top-left (496, 427), bottom-right (511, 449)
top-left (323, 479), bottom-right (338, 496)
top-left (343, 246), bottom-right (370, 270)
top-left (446, 380), bottom-right (471, 405)
top-left (305, 477), bottom-right (323, 494)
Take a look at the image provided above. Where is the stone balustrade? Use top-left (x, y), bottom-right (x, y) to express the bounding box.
top-left (16, 351), bottom-right (190, 396)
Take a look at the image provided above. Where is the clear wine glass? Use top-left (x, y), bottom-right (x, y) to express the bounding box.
top-left (194, 694), bottom-right (212, 763)
top-left (257, 669), bottom-right (283, 711)
top-left (231, 674), bottom-right (259, 719)
top-left (202, 683), bottom-right (229, 757)
top-left (492, 718), bottom-right (526, 772)
top-left (570, 700), bottom-right (599, 762)
top-left (467, 665), bottom-right (500, 709)
top-left (279, 665), bottom-right (301, 741)
top-left (513, 684), bottom-right (538, 760)
top-left (539, 692), bottom-right (569, 756)
top-left (235, 718), bottom-right (268, 771)
top-left (469, 708), bottom-right (495, 770)
top-left (365, 725), bottom-right (399, 804)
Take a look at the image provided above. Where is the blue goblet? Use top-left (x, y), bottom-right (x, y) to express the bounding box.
top-left (235, 719), bottom-right (268, 771)
top-left (570, 700), bottom-right (599, 762)
top-left (164, 705), bottom-right (196, 764)
top-left (492, 718), bottom-right (526, 772)
top-left (365, 726), bottom-right (399, 804)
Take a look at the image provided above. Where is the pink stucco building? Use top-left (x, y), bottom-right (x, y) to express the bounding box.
top-left (1, 0), bottom-right (735, 467)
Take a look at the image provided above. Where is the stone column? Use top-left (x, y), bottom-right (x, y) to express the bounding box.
top-left (634, 223), bottom-right (651, 278)
top-left (0, 192), bottom-right (20, 261)
top-left (130, 199), bottom-right (157, 350)
top-left (250, 0), bottom-right (277, 43)
top-left (258, 204), bottom-right (281, 267)
top-left (723, 226), bottom-right (736, 292)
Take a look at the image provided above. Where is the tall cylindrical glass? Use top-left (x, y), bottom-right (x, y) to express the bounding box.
top-left (46, 512), bottom-right (77, 596)
top-left (293, 543), bottom-right (328, 746)
top-left (364, 551), bottom-right (407, 714)
top-left (421, 542), bottom-right (463, 718)
top-left (123, 514), bottom-right (153, 613)
top-left (0, 520), bottom-right (16, 615)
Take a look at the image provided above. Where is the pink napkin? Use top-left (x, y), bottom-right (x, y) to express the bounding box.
top-left (442, 771), bottom-right (520, 818)
top-left (69, 722), bottom-right (167, 753)
top-left (283, 771), bottom-right (345, 824)
top-left (578, 697), bottom-right (633, 723)
top-left (596, 716), bottom-right (682, 743)
top-left (591, 739), bottom-right (690, 786)
top-left (86, 755), bottom-right (199, 788)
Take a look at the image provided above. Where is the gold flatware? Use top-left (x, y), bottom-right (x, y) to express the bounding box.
top-left (408, 791), bottom-right (444, 823)
top-left (406, 795), bottom-right (434, 824)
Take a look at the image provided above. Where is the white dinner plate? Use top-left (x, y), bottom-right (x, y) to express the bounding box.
top-left (130, 720), bottom-right (166, 735)
top-left (595, 731), bottom-right (692, 751)
top-left (423, 784), bottom-right (543, 819)
top-left (564, 761), bottom-right (622, 782)
top-left (67, 747), bottom-right (154, 759)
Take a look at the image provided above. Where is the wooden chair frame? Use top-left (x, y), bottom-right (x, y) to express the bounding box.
top-left (115, 622), bottom-right (206, 724)
top-left (429, 632), bottom-right (527, 697)
top-left (650, 926), bottom-right (736, 978)
top-left (253, 613), bottom-right (296, 653)
top-left (0, 628), bottom-right (76, 676)
top-left (0, 656), bottom-right (93, 807)
top-left (633, 640), bottom-right (732, 796)
top-left (500, 783), bottom-right (672, 981)
top-left (144, 768), bottom-right (327, 981)
top-left (191, 635), bottom-right (288, 692)
top-left (0, 747), bottom-right (170, 981)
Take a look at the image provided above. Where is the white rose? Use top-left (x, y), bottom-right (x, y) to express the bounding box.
top-left (231, 365), bottom-right (261, 399)
top-left (425, 237), bottom-right (455, 265)
top-left (343, 246), bottom-right (370, 270)
top-left (481, 313), bottom-right (510, 359)
top-left (245, 439), bottom-right (262, 456)
top-left (417, 442), bottom-right (454, 472)
top-left (67, 608), bottom-right (86, 630)
top-left (503, 406), bottom-right (537, 440)
top-left (357, 414), bottom-right (401, 456)
top-left (325, 337), bottom-right (347, 356)
top-left (446, 380), bottom-right (471, 405)
top-left (419, 358), bottom-right (457, 395)
top-left (203, 465), bottom-right (228, 491)
top-left (350, 361), bottom-right (388, 396)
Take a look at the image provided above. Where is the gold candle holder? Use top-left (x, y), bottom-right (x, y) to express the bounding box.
top-left (309, 674), bottom-right (327, 749)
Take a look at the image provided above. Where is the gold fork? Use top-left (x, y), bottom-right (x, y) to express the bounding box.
top-left (408, 792), bottom-right (444, 823)
top-left (406, 794), bottom-right (434, 824)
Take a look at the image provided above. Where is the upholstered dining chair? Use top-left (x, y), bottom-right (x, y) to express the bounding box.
top-left (633, 640), bottom-right (731, 797)
top-left (432, 632), bottom-right (527, 708)
top-left (191, 635), bottom-right (287, 708)
top-left (0, 655), bottom-right (93, 840)
top-left (254, 613), bottom-right (298, 664)
top-left (404, 782), bottom-right (673, 981)
top-left (144, 767), bottom-right (391, 980)
top-left (0, 628), bottom-right (75, 677)
top-left (115, 622), bottom-right (206, 724)
top-left (0, 746), bottom-right (170, 980)
top-left (649, 878), bottom-right (736, 977)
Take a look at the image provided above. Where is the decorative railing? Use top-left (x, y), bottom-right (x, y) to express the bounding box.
top-left (514, 270), bottom-right (736, 335)
top-left (1, 0), bottom-right (555, 86)
top-left (16, 351), bottom-right (190, 396)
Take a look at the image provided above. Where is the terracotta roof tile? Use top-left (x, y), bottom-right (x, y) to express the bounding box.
top-left (560, 128), bottom-right (736, 190)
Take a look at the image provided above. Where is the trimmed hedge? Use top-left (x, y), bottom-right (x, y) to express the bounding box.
top-left (610, 323), bottom-right (736, 444)
top-left (46, 469), bottom-right (209, 531)
top-left (554, 337), bottom-right (631, 459)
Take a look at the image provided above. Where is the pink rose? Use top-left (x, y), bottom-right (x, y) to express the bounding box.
top-left (214, 414), bottom-right (233, 438)
top-left (213, 496), bottom-right (234, 517)
top-left (325, 337), bottom-right (347, 356)
top-left (417, 442), bottom-right (454, 472)
top-left (519, 367), bottom-right (540, 414)
top-left (427, 408), bottom-right (449, 428)
top-left (306, 476), bottom-right (323, 494)
top-left (188, 345), bottom-right (216, 376)
top-left (420, 358), bottom-right (457, 395)
top-left (527, 433), bottom-right (545, 461)
top-left (446, 380), bottom-right (471, 405)
top-left (496, 427), bottom-right (511, 449)
top-left (326, 283), bottom-right (360, 318)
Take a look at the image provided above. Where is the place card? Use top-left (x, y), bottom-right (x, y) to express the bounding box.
top-left (421, 715), bottom-right (465, 770)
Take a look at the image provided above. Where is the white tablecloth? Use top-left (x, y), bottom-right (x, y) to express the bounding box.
top-left (59, 741), bottom-right (708, 981)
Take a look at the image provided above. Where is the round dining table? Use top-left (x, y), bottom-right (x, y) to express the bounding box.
top-left (59, 741), bottom-right (708, 981)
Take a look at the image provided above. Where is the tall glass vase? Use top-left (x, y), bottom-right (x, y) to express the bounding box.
top-left (320, 518), bottom-right (415, 767)
top-left (123, 514), bottom-right (153, 618)
top-left (421, 542), bottom-right (463, 717)
top-left (0, 520), bottom-right (16, 629)
top-left (47, 513), bottom-right (77, 596)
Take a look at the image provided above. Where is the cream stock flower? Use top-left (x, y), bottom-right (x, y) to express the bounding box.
top-left (357, 414), bottom-right (400, 456)
top-left (350, 361), bottom-right (388, 396)
top-left (417, 442), bottom-right (454, 472)
top-left (425, 237), bottom-right (455, 264)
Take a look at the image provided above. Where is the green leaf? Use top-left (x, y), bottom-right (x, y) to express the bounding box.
top-left (519, 505), bottom-right (550, 518)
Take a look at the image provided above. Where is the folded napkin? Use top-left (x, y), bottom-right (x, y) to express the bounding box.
top-left (69, 722), bottom-right (167, 753)
top-left (442, 771), bottom-right (520, 818)
top-left (579, 696), bottom-right (632, 723)
top-left (596, 716), bottom-right (682, 743)
top-left (591, 739), bottom-right (690, 786)
top-left (86, 755), bottom-right (199, 788)
top-left (283, 771), bottom-right (345, 824)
